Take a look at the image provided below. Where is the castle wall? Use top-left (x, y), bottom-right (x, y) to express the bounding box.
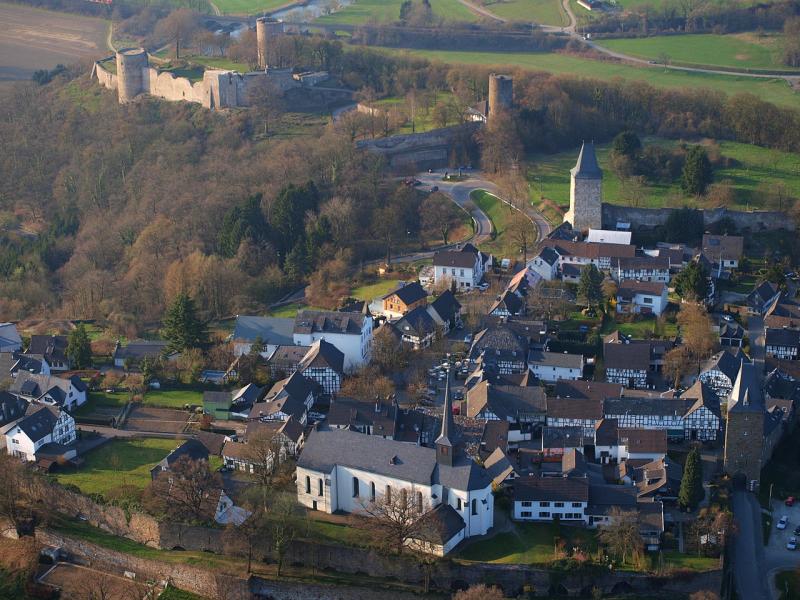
top-left (601, 204), bottom-right (794, 232)
top-left (93, 60), bottom-right (117, 91)
top-left (116, 48), bottom-right (148, 103)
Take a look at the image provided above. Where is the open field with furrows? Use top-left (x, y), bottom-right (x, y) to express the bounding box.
top-left (391, 48), bottom-right (799, 108)
top-left (0, 3), bottom-right (109, 83)
top-left (527, 137), bottom-right (800, 212)
top-left (598, 33), bottom-right (798, 73)
top-left (316, 0), bottom-right (479, 25)
top-left (481, 0), bottom-right (568, 25)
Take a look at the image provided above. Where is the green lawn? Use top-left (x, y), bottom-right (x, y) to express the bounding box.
top-left (159, 587), bottom-right (205, 600)
top-left (188, 55), bottom-right (251, 72)
top-left (457, 521), bottom-right (596, 563)
top-left (317, 0), bottom-right (478, 24)
top-left (391, 48), bottom-right (799, 108)
top-left (372, 95), bottom-right (454, 135)
top-left (599, 33), bottom-right (798, 73)
top-left (482, 0), bottom-right (567, 25)
top-left (212, 0), bottom-right (290, 15)
top-left (54, 438), bottom-right (179, 495)
top-left (72, 391), bottom-right (130, 418)
top-left (470, 189), bottom-right (538, 259)
top-left (600, 314), bottom-right (678, 339)
top-left (527, 137), bottom-right (800, 212)
top-left (660, 551), bottom-right (719, 571)
top-left (143, 389), bottom-right (204, 409)
top-left (351, 279), bottom-right (402, 300)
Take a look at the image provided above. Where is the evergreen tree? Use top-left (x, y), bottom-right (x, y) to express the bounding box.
top-left (674, 261), bottom-right (710, 301)
top-left (66, 323), bottom-right (92, 369)
top-left (678, 446), bottom-right (705, 510)
top-left (162, 293), bottom-right (208, 353)
top-left (217, 194), bottom-right (269, 258)
top-left (612, 130), bottom-right (642, 159)
top-left (681, 146), bottom-right (712, 196)
top-left (578, 264), bottom-right (604, 310)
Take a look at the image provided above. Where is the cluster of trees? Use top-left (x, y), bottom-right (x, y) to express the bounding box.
top-left (785, 17), bottom-right (800, 67)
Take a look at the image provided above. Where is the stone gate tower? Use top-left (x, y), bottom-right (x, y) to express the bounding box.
top-left (564, 141), bottom-right (603, 231)
top-left (487, 73), bottom-right (513, 123)
top-left (723, 362), bottom-right (765, 490)
top-left (115, 48), bottom-right (148, 104)
top-left (256, 18), bottom-right (284, 70)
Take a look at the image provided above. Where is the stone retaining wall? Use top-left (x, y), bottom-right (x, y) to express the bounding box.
top-left (602, 204), bottom-right (793, 232)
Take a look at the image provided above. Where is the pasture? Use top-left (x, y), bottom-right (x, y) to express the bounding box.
top-left (470, 190), bottom-right (537, 259)
top-left (395, 48), bottom-right (799, 108)
top-left (599, 33), bottom-right (796, 73)
top-left (526, 137), bottom-right (800, 212)
top-left (212, 0), bottom-right (290, 15)
top-left (316, 0), bottom-right (479, 25)
top-left (482, 0), bottom-right (568, 25)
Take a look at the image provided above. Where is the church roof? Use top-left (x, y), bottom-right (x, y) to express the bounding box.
top-left (570, 142), bottom-right (603, 180)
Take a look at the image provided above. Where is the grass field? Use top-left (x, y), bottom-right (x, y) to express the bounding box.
top-left (527, 137), bottom-right (800, 212)
top-left (372, 94), bottom-right (453, 135)
top-left (316, 0), bottom-right (478, 25)
top-left (457, 521), bottom-right (596, 563)
top-left (55, 438), bottom-right (179, 495)
top-left (188, 55), bottom-right (251, 72)
top-left (482, 0), bottom-right (567, 25)
top-left (143, 389), bottom-right (204, 408)
top-left (392, 48), bottom-right (799, 108)
top-left (351, 279), bottom-right (402, 300)
top-left (72, 391), bottom-right (129, 417)
top-left (470, 189), bottom-right (537, 259)
top-left (212, 0), bottom-right (290, 15)
top-left (599, 33), bottom-right (797, 73)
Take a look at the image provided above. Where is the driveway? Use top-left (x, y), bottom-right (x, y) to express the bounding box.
top-left (748, 315), bottom-right (765, 373)
top-left (732, 490), bottom-right (770, 600)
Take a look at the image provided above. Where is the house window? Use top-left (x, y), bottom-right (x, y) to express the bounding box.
top-left (305, 476), bottom-right (310, 494)
top-left (370, 481), bottom-right (376, 501)
top-left (521, 511), bottom-right (532, 518)
top-left (386, 485), bottom-right (392, 503)
top-left (318, 478), bottom-right (323, 496)
top-left (540, 501), bottom-right (550, 507)
top-left (521, 501), bottom-right (532, 507)
top-left (457, 498), bottom-right (462, 510)
top-left (643, 297), bottom-right (653, 304)
top-left (352, 477), bottom-right (359, 498)
top-left (471, 498), bottom-right (477, 516)
top-left (572, 502), bottom-right (582, 508)
top-left (554, 502), bottom-right (564, 508)
top-left (539, 511), bottom-right (550, 518)
top-left (460, 269), bottom-right (464, 276)
top-left (417, 492), bottom-right (423, 513)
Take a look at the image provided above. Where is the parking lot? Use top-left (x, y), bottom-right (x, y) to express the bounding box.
top-left (766, 498), bottom-right (800, 564)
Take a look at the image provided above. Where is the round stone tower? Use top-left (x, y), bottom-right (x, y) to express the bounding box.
top-left (487, 73), bottom-right (513, 121)
top-left (115, 48), bottom-right (148, 104)
top-left (256, 18), bottom-right (284, 69)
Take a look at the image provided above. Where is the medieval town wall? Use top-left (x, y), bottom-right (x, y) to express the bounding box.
top-left (601, 204), bottom-right (794, 232)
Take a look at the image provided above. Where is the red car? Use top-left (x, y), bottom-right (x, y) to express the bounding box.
top-left (786, 497), bottom-right (796, 507)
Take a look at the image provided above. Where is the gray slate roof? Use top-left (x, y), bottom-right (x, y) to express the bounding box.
top-left (570, 142), bottom-right (602, 180)
top-left (233, 316), bottom-right (295, 344)
top-left (528, 350), bottom-right (583, 370)
top-left (0, 323), bottom-right (21, 350)
top-left (294, 310), bottom-right (367, 336)
top-left (395, 306), bottom-right (437, 338)
top-left (728, 361), bottom-right (764, 413)
top-left (383, 281), bottom-right (427, 305)
top-left (113, 340), bottom-right (170, 361)
top-left (299, 339), bottom-right (345, 375)
top-left (15, 404), bottom-right (61, 443)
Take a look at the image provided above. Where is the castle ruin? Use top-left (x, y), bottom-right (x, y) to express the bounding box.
top-left (487, 73), bottom-right (513, 123)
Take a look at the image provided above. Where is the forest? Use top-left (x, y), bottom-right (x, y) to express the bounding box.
top-left (2, 38), bottom-right (800, 333)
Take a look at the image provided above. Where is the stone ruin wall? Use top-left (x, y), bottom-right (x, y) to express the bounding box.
top-left (602, 203), bottom-right (794, 232)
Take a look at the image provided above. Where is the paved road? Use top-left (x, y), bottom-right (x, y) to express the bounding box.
top-left (763, 498), bottom-right (800, 600)
top-left (732, 490), bottom-right (770, 600)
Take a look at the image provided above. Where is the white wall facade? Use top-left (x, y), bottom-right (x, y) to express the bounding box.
top-left (529, 363), bottom-right (583, 383)
top-left (293, 322), bottom-right (372, 372)
top-left (513, 499), bottom-right (588, 523)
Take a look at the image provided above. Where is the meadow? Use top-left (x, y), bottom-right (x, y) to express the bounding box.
top-left (316, 0), bottom-right (478, 25)
top-left (482, 0), bottom-right (568, 25)
top-left (470, 190), bottom-right (538, 259)
top-left (212, 0), bottom-right (291, 15)
top-left (393, 48), bottom-right (799, 108)
top-left (599, 33), bottom-right (796, 73)
top-left (527, 137), bottom-right (800, 211)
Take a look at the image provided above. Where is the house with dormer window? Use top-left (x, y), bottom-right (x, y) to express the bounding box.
top-left (5, 403), bottom-right (76, 463)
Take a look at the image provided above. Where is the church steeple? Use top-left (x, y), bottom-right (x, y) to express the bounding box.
top-left (436, 367), bottom-right (455, 467)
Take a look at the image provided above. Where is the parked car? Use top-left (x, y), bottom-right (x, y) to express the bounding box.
top-left (478, 283), bottom-right (490, 291)
top-left (721, 314), bottom-right (734, 322)
top-left (788, 537), bottom-right (798, 551)
top-left (787, 496), bottom-right (796, 507)
top-left (793, 525), bottom-right (800, 536)
top-left (778, 515), bottom-right (789, 530)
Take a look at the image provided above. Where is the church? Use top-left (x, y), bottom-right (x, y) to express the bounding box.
top-left (296, 376), bottom-right (494, 555)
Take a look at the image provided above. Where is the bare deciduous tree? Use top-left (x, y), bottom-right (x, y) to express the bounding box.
top-left (596, 507), bottom-right (644, 565)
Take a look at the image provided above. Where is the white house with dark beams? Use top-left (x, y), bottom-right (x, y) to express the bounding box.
top-left (5, 404), bottom-right (76, 462)
top-left (698, 350), bottom-right (749, 399)
top-left (298, 339), bottom-right (344, 394)
top-left (293, 309), bottom-right (373, 371)
top-left (295, 377), bottom-right (494, 555)
top-left (528, 351), bottom-right (584, 382)
top-left (766, 328), bottom-right (800, 360)
top-left (10, 373), bottom-right (88, 412)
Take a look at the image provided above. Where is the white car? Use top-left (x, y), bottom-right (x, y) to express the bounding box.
top-left (788, 537), bottom-right (798, 551)
top-left (778, 516), bottom-right (789, 530)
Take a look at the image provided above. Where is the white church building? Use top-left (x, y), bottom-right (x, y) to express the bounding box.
top-left (296, 377), bottom-right (494, 555)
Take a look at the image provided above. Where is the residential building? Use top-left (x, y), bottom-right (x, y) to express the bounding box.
top-left (0, 391), bottom-right (27, 428)
top-left (586, 229), bottom-right (631, 245)
top-left (150, 439), bottom-right (210, 480)
top-left (489, 290), bottom-right (525, 318)
top-left (223, 417), bottom-right (304, 473)
top-left (679, 380), bottom-right (722, 442)
top-left (10, 372), bottom-right (88, 412)
top-left (633, 456), bottom-right (682, 501)
top-left (541, 426), bottom-right (589, 458)
top-left (295, 379), bottom-right (494, 555)
top-left (765, 294), bottom-right (800, 329)
top-left (615, 280), bottom-right (668, 317)
top-left (427, 290), bottom-right (462, 333)
top-left (432, 244), bottom-right (488, 290)
top-left (113, 340), bottom-right (172, 369)
top-left (266, 345), bottom-right (310, 377)
top-left (5, 403), bottom-right (76, 463)
top-left (747, 281), bottom-right (781, 316)
top-left (479, 420), bottom-right (509, 458)
top-left (232, 316), bottom-right (296, 358)
top-left (203, 383), bottom-right (263, 421)
top-left (766, 328), bottom-right (800, 360)
top-left (604, 339), bottom-right (650, 389)
top-left (539, 239), bottom-right (636, 274)
top-left (528, 247), bottom-right (560, 281)
top-left (765, 369), bottom-right (800, 428)
top-left (469, 325), bottom-right (529, 375)
top-left (466, 380), bottom-right (547, 424)
top-left (248, 371), bottom-right (317, 425)
top-left (297, 339), bottom-right (344, 394)
top-left (528, 351), bottom-right (584, 383)
top-left (603, 395), bottom-right (721, 442)
top-left (719, 321), bottom-right (745, 348)
top-left (546, 396), bottom-right (603, 437)
top-left (723, 362), bottom-right (765, 490)
top-left (10, 354), bottom-right (50, 377)
top-left (293, 309), bottom-right (373, 371)
top-left (0, 323), bottom-right (22, 353)
top-left (395, 306), bottom-right (438, 350)
top-left (701, 234), bottom-right (744, 271)
top-left (28, 335), bottom-right (70, 371)
top-left (699, 349), bottom-right (749, 399)
top-left (611, 256), bottom-right (670, 284)
top-left (381, 282), bottom-right (428, 320)
top-left (483, 448), bottom-right (517, 487)
top-left (512, 476), bottom-right (589, 522)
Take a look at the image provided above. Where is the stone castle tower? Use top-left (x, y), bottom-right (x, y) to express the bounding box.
top-left (115, 48), bottom-right (148, 104)
top-left (256, 18), bottom-right (284, 70)
top-left (487, 73), bottom-right (512, 123)
top-left (723, 362), bottom-right (765, 490)
top-left (564, 141), bottom-right (603, 231)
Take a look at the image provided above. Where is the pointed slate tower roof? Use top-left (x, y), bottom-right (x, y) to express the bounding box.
top-left (570, 142), bottom-right (603, 180)
top-left (728, 361), bottom-right (764, 413)
top-left (436, 369), bottom-right (457, 466)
